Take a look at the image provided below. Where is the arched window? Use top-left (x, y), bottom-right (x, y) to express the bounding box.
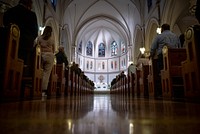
top-left (78, 41), bottom-right (82, 54)
top-left (111, 41), bottom-right (118, 56)
top-left (121, 41), bottom-right (125, 54)
top-left (51, 0), bottom-right (57, 10)
top-left (98, 43), bottom-right (105, 57)
top-left (147, 0), bottom-right (152, 12)
top-left (86, 41), bottom-right (93, 56)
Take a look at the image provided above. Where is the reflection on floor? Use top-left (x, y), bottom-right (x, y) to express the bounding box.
top-left (0, 94), bottom-right (200, 134)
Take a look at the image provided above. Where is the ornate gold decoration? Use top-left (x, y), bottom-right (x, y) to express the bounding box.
top-left (162, 45), bottom-right (168, 54)
top-left (186, 28), bottom-right (192, 40)
top-left (12, 26), bottom-right (19, 37)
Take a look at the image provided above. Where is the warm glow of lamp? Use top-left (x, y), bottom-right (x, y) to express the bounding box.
top-left (156, 27), bottom-right (161, 34)
top-left (140, 47), bottom-right (145, 54)
top-left (128, 61), bottom-right (133, 66)
top-left (39, 26), bottom-right (45, 35)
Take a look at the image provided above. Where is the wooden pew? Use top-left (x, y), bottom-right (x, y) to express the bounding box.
top-left (0, 24), bottom-right (24, 101)
top-left (78, 74), bottom-right (82, 96)
top-left (21, 44), bottom-right (43, 99)
top-left (129, 73), bottom-right (135, 98)
top-left (47, 58), bottom-right (57, 97)
top-left (64, 68), bottom-right (69, 96)
top-left (161, 46), bottom-right (187, 99)
top-left (136, 69), bottom-right (141, 97)
top-left (70, 63), bottom-right (77, 96)
top-left (66, 66), bottom-right (72, 96)
top-left (148, 58), bottom-right (160, 98)
top-left (139, 64), bottom-right (149, 98)
top-left (182, 25), bottom-right (200, 99)
top-left (56, 63), bottom-right (65, 97)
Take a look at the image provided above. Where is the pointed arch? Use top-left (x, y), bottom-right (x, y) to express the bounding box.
top-left (98, 43), bottom-right (105, 57)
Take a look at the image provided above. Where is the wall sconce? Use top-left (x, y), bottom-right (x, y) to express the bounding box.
top-left (140, 47), bottom-right (145, 54)
top-left (156, 0), bottom-right (161, 34)
top-left (156, 27), bottom-right (161, 34)
top-left (128, 61), bottom-right (133, 66)
top-left (39, 26), bottom-right (45, 35)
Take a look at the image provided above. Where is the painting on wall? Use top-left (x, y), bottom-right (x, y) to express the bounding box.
top-left (96, 60), bottom-right (107, 72)
top-left (90, 61), bottom-right (93, 69)
top-left (86, 61), bottom-right (89, 70)
top-left (115, 61), bottom-right (117, 69)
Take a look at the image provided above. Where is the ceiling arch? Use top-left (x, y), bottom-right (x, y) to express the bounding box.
top-left (75, 15), bottom-right (130, 48)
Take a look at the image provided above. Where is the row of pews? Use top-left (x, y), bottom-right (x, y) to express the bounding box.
top-left (0, 24), bottom-right (94, 102)
top-left (111, 25), bottom-right (200, 101)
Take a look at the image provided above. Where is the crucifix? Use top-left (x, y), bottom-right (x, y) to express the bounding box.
top-left (98, 75), bottom-right (104, 83)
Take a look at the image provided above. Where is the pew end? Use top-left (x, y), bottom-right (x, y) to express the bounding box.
top-left (56, 63), bottom-right (65, 97)
top-left (47, 58), bottom-right (57, 97)
top-left (0, 24), bottom-right (24, 101)
top-left (161, 46), bottom-right (187, 99)
top-left (182, 25), bottom-right (200, 100)
top-left (21, 44), bottom-right (43, 100)
top-left (148, 58), bottom-right (161, 98)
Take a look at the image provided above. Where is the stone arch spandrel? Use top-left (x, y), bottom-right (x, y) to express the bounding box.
top-left (61, 25), bottom-right (71, 63)
top-left (145, 18), bottom-right (159, 51)
top-left (133, 25), bottom-right (143, 64)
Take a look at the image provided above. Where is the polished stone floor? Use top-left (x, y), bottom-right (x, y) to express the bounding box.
top-left (0, 94), bottom-right (200, 134)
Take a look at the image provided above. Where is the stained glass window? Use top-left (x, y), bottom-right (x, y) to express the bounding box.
top-left (51, 0), bottom-right (57, 11)
top-left (147, 0), bottom-right (152, 12)
top-left (111, 41), bottom-right (118, 56)
top-left (86, 41), bottom-right (93, 56)
top-left (78, 41), bottom-right (82, 54)
top-left (121, 41), bottom-right (125, 54)
top-left (98, 43), bottom-right (105, 57)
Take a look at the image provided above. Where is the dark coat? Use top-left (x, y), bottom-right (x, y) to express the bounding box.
top-left (196, 0), bottom-right (200, 23)
top-left (55, 51), bottom-right (69, 66)
top-left (3, 4), bottom-right (38, 65)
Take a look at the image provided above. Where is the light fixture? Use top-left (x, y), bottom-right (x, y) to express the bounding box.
top-left (39, 26), bottom-right (45, 35)
top-left (156, 27), bottom-right (161, 34)
top-left (140, 47), bottom-right (145, 54)
top-left (128, 61), bottom-right (133, 66)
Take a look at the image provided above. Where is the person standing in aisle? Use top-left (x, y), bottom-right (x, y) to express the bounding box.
top-left (37, 26), bottom-right (55, 97)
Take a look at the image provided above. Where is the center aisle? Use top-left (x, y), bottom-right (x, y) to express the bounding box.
top-left (0, 94), bottom-right (200, 134)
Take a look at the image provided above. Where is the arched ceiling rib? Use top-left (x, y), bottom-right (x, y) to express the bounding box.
top-left (76, 16), bottom-right (129, 46)
top-left (63, 0), bottom-right (141, 48)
